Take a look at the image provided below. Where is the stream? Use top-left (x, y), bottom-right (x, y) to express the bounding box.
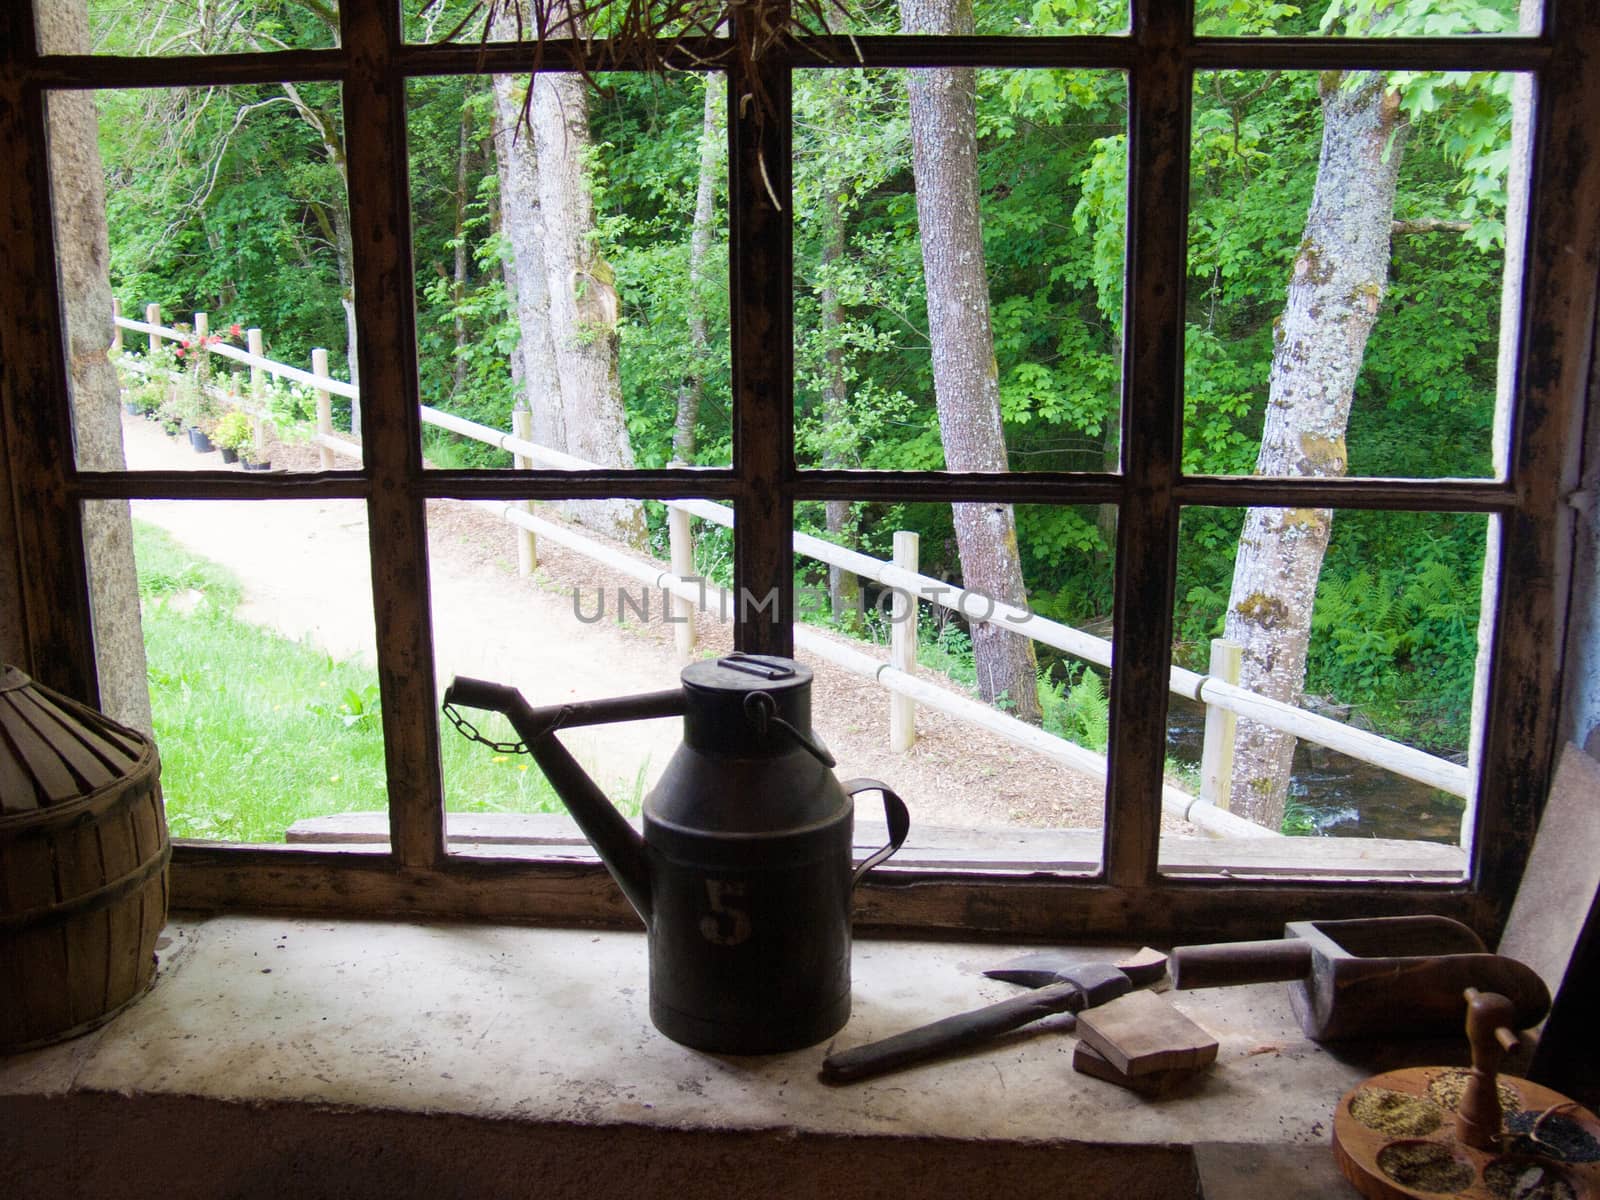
top-left (1165, 696), bottom-right (1466, 843)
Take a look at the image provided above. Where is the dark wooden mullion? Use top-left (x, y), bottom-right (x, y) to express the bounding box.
top-left (1102, 0), bottom-right (1191, 889)
top-left (795, 34), bottom-right (1545, 72)
top-left (29, 35), bottom-right (1550, 93)
top-left (0, 14), bottom-right (99, 706)
top-left (728, 13), bottom-right (795, 657)
top-left (340, 0), bottom-right (445, 870)
top-left (1472, 0), bottom-right (1600, 932)
top-left (30, 51), bottom-right (346, 90)
top-left (789, 35), bottom-right (1137, 70)
top-left (1188, 36), bottom-right (1549, 72)
top-left (70, 472), bottom-right (370, 501)
top-left (795, 471), bottom-right (1124, 505)
top-left (1175, 475), bottom-right (1514, 511)
top-left (421, 469), bottom-right (740, 501)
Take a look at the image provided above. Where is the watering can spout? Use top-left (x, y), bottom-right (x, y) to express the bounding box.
top-left (443, 676), bottom-right (685, 925)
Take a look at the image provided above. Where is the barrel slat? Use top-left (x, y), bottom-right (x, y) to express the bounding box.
top-left (103, 806), bottom-right (145, 1005)
top-left (0, 739), bottom-right (38, 809)
top-left (0, 704), bottom-right (79, 804)
top-left (10, 690), bottom-right (120, 792)
top-left (27, 689), bottom-right (140, 777)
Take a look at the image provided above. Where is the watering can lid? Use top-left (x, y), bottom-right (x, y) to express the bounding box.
top-left (0, 666), bottom-right (151, 819)
top-left (682, 653), bottom-right (812, 694)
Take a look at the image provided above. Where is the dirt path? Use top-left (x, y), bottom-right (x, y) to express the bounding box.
top-left (123, 413), bottom-right (1176, 835)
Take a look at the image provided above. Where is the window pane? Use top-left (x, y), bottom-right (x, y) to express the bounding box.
top-left (429, 498), bottom-right (691, 852)
top-left (792, 500), bottom-right (1116, 865)
top-left (59, 1), bottom-right (339, 55)
top-left (408, 71), bottom-right (731, 475)
top-left (1195, 0), bottom-right (1537, 37)
top-left (794, 68), bottom-right (1128, 474)
top-left (53, 85), bottom-right (356, 474)
top-left (1159, 505), bottom-right (1486, 879)
top-left (1184, 70), bottom-right (1530, 481)
top-left (84, 499), bottom-right (387, 846)
top-left (823, 0), bottom-right (1128, 36)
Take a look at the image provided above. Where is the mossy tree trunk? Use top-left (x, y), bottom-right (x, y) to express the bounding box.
top-left (817, 81), bottom-right (863, 631)
top-left (899, 0), bottom-right (1041, 723)
top-left (672, 67), bottom-right (723, 466)
top-left (527, 0), bottom-right (644, 545)
top-left (488, 15), bottom-right (565, 452)
top-left (1223, 71), bottom-right (1407, 827)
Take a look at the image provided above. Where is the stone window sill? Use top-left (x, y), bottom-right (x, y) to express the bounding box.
top-left (2, 913), bottom-right (1454, 1198)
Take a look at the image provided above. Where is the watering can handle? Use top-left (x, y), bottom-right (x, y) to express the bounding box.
top-left (845, 778), bottom-right (911, 888)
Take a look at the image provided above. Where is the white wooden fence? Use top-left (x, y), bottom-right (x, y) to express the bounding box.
top-left (113, 305), bottom-right (1473, 842)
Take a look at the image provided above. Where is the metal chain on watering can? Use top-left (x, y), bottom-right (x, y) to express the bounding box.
top-left (742, 691), bottom-right (837, 768)
top-left (441, 702), bottom-right (529, 756)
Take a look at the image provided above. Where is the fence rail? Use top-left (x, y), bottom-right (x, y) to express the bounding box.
top-left (113, 305), bottom-right (1472, 843)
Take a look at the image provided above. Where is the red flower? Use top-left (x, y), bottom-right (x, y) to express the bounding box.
top-left (174, 347), bottom-right (185, 358)
top-left (229, 324), bottom-right (242, 338)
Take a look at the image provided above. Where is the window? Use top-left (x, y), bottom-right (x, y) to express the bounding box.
top-left (3, 0), bottom-right (1595, 939)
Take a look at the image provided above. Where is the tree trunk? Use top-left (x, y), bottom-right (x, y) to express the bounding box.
top-left (529, 0), bottom-right (644, 545)
top-left (451, 95), bottom-right (474, 400)
top-left (38, 2), bottom-right (152, 733)
top-left (333, 199), bottom-right (360, 429)
top-left (818, 116), bottom-right (863, 630)
top-left (1223, 72), bottom-right (1407, 827)
top-left (488, 66), bottom-right (565, 451)
top-left (899, 0), bottom-right (1041, 722)
top-left (672, 70), bottom-right (722, 466)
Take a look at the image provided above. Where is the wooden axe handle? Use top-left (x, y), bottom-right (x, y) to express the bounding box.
top-left (1169, 938), bottom-right (1314, 989)
top-left (820, 980), bottom-right (1089, 1084)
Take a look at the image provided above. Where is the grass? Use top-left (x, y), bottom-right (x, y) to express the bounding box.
top-left (135, 521), bottom-right (564, 843)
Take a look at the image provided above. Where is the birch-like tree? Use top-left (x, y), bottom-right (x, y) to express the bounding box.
top-left (1222, 69), bottom-right (1408, 825)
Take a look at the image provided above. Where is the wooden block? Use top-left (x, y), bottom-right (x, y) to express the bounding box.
top-left (1075, 989), bottom-right (1218, 1076)
top-left (1072, 1041), bottom-right (1203, 1097)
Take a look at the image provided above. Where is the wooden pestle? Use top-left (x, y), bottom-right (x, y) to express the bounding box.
top-left (1455, 987), bottom-right (1520, 1150)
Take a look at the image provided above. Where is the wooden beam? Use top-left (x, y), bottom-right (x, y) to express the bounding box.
top-left (0, 12), bottom-right (98, 705)
top-left (1473, 0), bottom-right (1600, 934)
top-left (168, 841), bottom-right (1481, 943)
top-left (728, 13), bottom-right (794, 657)
top-left (1101, 0), bottom-right (1191, 888)
top-left (339, 0), bottom-right (445, 870)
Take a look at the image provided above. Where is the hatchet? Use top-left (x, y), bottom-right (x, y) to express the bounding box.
top-left (819, 947), bottom-right (1167, 1084)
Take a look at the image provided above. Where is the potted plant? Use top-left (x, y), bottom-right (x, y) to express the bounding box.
top-left (213, 409), bottom-right (252, 465)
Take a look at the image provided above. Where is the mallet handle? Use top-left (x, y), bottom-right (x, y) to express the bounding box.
top-left (1169, 938), bottom-right (1314, 989)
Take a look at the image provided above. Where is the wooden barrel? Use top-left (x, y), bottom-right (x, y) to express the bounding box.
top-left (1, 666), bottom-right (169, 1052)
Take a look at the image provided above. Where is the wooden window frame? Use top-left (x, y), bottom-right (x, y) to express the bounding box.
top-left (2, 0), bottom-right (1595, 942)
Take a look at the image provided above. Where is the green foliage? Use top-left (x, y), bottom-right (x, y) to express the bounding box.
top-left (133, 521), bottom-right (563, 841)
top-left (214, 409), bottom-right (253, 453)
top-left (98, 0), bottom-right (1514, 763)
top-left (1040, 663), bottom-right (1110, 753)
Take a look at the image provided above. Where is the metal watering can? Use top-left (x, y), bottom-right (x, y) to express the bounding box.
top-left (443, 653), bottom-right (910, 1054)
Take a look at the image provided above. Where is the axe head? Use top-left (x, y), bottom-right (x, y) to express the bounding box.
top-left (986, 945), bottom-right (1168, 991)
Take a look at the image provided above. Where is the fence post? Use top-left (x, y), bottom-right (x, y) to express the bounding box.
top-left (312, 348), bottom-right (334, 470)
top-left (111, 298), bottom-right (121, 353)
top-left (145, 303), bottom-right (162, 355)
top-left (246, 328), bottom-right (267, 460)
top-left (511, 407), bottom-right (539, 574)
top-left (889, 530), bottom-right (920, 752)
top-left (667, 497), bottom-right (696, 663)
top-left (1199, 637), bottom-right (1243, 810)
